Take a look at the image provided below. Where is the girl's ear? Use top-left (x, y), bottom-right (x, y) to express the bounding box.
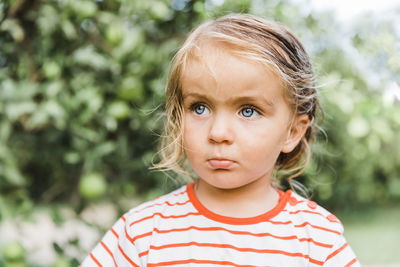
top-left (281, 114), bottom-right (310, 153)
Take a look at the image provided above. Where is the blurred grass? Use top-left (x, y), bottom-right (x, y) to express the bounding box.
top-left (337, 204), bottom-right (400, 266)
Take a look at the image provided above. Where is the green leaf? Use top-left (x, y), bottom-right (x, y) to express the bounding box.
top-left (118, 76), bottom-right (144, 101)
top-left (73, 46), bottom-right (109, 70)
top-left (5, 102), bottom-right (37, 122)
top-left (107, 101), bottom-right (131, 120)
top-left (0, 19), bottom-right (24, 42)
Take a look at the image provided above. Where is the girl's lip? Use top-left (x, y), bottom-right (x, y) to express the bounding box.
top-left (207, 159), bottom-right (235, 169)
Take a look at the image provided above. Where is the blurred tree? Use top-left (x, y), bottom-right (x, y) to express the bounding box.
top-left (0, 0), bottom-right (399, 219)
top-left (0, 0), bottom-right (205, 217)
top-left (1, 0), bottom-right (400, 265)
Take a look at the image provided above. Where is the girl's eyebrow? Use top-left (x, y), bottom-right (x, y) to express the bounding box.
top-left (231, 96), bottom-right (275, 108)
top-left (182, 92), bottom-right (275, 108)
top-left (182, 92), bottom-right (208, 100)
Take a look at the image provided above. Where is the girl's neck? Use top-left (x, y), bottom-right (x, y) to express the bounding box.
top-left (194, 178), bottom-right (279, 218)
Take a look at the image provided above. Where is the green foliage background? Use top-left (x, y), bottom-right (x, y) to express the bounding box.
top-left (0, 0), bottom-right (399, 265)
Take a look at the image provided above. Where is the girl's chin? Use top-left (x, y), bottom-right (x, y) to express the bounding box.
top-left (198, 177), bottom-right (255, 191)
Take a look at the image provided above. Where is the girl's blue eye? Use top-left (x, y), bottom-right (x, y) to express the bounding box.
top-left (193, 104), bottom-right (208, 115)
top-left (241, 107), bottom-right (258, 118)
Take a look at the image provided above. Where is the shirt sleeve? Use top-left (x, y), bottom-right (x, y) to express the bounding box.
top-left (81, 215), bottom-right (142, 267)
top-left (323, 234), bottom-right (361, 267)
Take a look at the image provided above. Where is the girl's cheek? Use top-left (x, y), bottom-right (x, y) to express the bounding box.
top-left (188, 113), bottom-right (210, 124)
top-left (184, 116), bottom-right (206, 134)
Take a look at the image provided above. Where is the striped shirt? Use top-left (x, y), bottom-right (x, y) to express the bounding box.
top-left (81, 183), bottom-right (360, 266)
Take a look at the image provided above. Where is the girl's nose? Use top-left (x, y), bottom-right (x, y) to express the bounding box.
top-left (208, 113), bottom-right (234, 144)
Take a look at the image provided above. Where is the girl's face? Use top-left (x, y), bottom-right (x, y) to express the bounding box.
top-left (181, 44), bottom-right (307, 191)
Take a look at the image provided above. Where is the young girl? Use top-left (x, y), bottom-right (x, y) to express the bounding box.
top-left (82, 14), bottom-right (360, 266)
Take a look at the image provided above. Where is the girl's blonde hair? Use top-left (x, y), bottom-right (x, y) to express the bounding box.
top-left (153, 13), bottom-right (322, 187)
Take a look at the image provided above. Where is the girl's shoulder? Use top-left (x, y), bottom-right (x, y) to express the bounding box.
top-left (125, 184), bottom-right (191, 219)
top-left (278, 190), bottom-right (344, 235)
top-left (118, 184), bottom-right (194, 236)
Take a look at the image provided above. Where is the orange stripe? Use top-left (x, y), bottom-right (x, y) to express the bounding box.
top-left (131, 229), bottom-right (153, 242)
top-left (90, 253), bottom-right (102, 267)
top-left (124, 223), bottom-right (155, 245)
top-left (297, 237), bottom-right (333, 248)
top-left (121, 215), bottom-right (126, 222)
top-left (129, 226), bottom-right (332, 248)
top-left (100, 241), bottom-right (117, 267)
top-left (286, 209), bottom-right (323, 216)
top-left (134, 199), bottom-right (190, 214)
top-left (134, 190), bottom-right (190, 213)
top-left (134, 199), bottom-right (191, 214)
top-left (139, 250), bottom-right (149, 257)
top-left (268, 220), bottom-right (292, 225)
top-left (286, 200), bottom-right (306, 206)
top-left (148, 242), bottom-right (324, 265)
top-left (111, 228), bottom-right (119, 238)
top-left (344, 258), bottom-right (357, 267)
top-left (309, 258), bottom-right (325, 266)
top-left (148, 259), bottom-right (265, 267)
top-left (118, 244), bottom-right (139, 267)
top-left (124, 225), bottom-right (134, 243)
top-left (129, 212), bottom-right (200, 227)
top-left (172, 189), bottom-right (187, 196)
top-left (326, 243), bottom-right (348, 261)
top-left (294, 222), bottom-right (341, 235)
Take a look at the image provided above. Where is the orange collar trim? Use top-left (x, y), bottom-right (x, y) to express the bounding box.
top-left (187, 182), bottom-right (291, 225)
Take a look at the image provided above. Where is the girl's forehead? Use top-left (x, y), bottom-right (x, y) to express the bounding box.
top-left (181, 47), bottom-right (287, 101)
top-left (179, 40), bottom-right (291, 109)
top-left (182, 41), bottom-right (282, 87)
top-left (183, 46), bottom-right (248, 83)
top-left (189, 40), bottom-right (241, 61)
top-left (185, 42), bottom-right (255, 76)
